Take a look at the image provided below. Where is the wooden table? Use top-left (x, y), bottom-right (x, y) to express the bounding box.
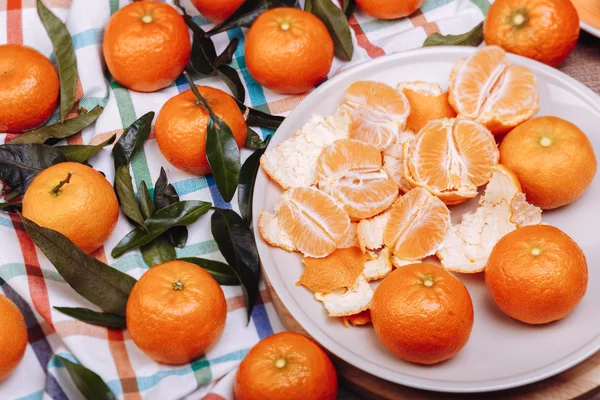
top-left (266, 31), bottom-right (600, 400)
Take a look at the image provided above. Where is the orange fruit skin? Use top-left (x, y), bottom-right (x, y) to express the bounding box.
top-left (355, 0), bottom-right (424, 20)
top-left (22, 162), bottom-right (119, 254)
top-left (0, 295), bottom-right (27, 382)
top-left (485, 225), bottom-right (588, 324)
top-left (126, 261), bottom-right (227, 364)
top-left (190, 0), bottom-right (244, 23)
top-left (103, 1), bottom-right (191, 92)
top-left (371, 263), bottom-right (474, 365)
top-left (0, 44), bottom-right (59, 133)
top-left (155, 86), bottom-right (247, 175)
top-left (234, 332), bottom-right (338, 400)
top-left (499, 116), bottom-right (597, 210)
top-left (245, 8), bottom-right (334, 94)
top-left (483, 0), bottom-right (580, 67)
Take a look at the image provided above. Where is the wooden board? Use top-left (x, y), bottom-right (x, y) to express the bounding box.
top-left (264, 33), bottom-right (600, 399)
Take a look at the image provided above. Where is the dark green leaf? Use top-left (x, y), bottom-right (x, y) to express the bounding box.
top-left (190, 32), bottom-right (218, 75)
top-left (56, 356), bottom-right (116, 400)
top-left (179, 257), bottom-right (240, 286)
top-left (207, 0), bottom-right (269, 36)
top-left (154, 168), bottom-right (188, 248)
top-left (244, 128), bottom-right (267, 150)
top-left (239, 138), bottom-right (270, 226)
top-left (304, 0), bottom-right (313, 12)
top-left (112, 201), bottom-right (211, 258)
top-left (237, 103), bottom-right (284, 130)
top-left (114, 166), bottom-right (146, 230)
top-left (343, 0), bottom-right (356, 19)
top-left (22, 217), bottom-right (136, 316)
top-left (310, 0), bottom-right (354, 61)
top-left (0, 202), bottom-right (22, 212)
top-left (138, 181), bottom-right (155, 220)
top-left (141, 236), bottom-right (177, 267)
top-left (112, 112), bottom-right (154, 169)
top-left (217, 65), bottom-right (246, 103)
top-left (54, 307), bottom-right (126, 329)
top-left (211, 209), bottom-right (260, 320)
top-left (206, 115), bottom-right (241, 203)
top-left (9, 106), bottom-right (103, 145)
top-left (0, 144), bottom-right (67, 194)
top-left (423, 22), bottom-right (484, 47)
top-left (36, 0), bottom-right (78, 122)
top-left (214, 38), bottom-right (239, 68)
top-left (173, 0), bottom-right (208, 36)
top-left (56, 134), bottom-right (116, 164)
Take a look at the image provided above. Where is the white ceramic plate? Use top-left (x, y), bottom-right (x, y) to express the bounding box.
top-left (252, 47), bottom-right (600, 393)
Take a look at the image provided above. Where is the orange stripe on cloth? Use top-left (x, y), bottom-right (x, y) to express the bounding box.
top-left (409, 10), bottom-right (440, 36)
top-left (226, 289), bottom-right (270, 312)
top-left (348, 15), bottom-right (385, 58)
top-left (6, 0), bottom-right (23, 44)
top-left (10, 214), bottom-right (54, 327)
top-left (266, 94), bottom-right (308, 115)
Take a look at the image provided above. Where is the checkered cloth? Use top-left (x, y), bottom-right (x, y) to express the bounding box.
top-left (0, 0), bottom-right (490, 399)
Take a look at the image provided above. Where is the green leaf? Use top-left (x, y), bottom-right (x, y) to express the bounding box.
top-left (304, 0), bottom-right (313, 12)
top-left (214, 38), bottom-right (239, 68)
top-left (237, 102), bottom-right (284, 130)
top-left (36, 0), bottom-right (78, 122)
top-left (154, 168), bottom-right (188, 248)
top-left (211, 209), bottom-right (261, 320)
top-left (0, 202), bottom-right (22, 212)
top-left (207, 0), bottom-right (269, 36)
top-left (54, 307), bottom-right (126, 329)
top-left (244, 128), bottom-right (267, 150)
top-left (22, 217), bottom-right (137, 316)
top-left (310, 0), bottom-right (354, 61)
top-left (8, 106), bottom-right (103, 145)
top-left (0, 144), bottom-right (68, 195)
top-left (206, 115), bottom-right (241, 202)
top-left (112, 201), bottom-right (211, 258)
top-left (114, 166), bottom-right (146, 230)
top-left (141, 236), bottom-right (177, 267)
top-left (190, 31), bottom-right (218, 75)
top-left (138, 181), bottom-right (155, 220)
top-left (239, 138), bottom-right (270, 226)
top-left (217, 64), bottom-right (246, 103)
top-left (179, 257), bottom-right (240, 286)
top-left (343, 0), bottom-right (356, 19)
top-left (112, 112), bottom-right (154, 169)
top-left (423, 22), bottom-right (484, 47)
top-left (56, 356), bottom-right (116, 400)
top-left (56, 134), bottom-right (116, 164)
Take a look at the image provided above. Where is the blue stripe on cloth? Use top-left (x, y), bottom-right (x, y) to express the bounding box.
top-left (205, 175), bottom-right (231, 209)
top-left (250, 303), bottom-right (274, 340)
top-left (172, 177), bottom-right (209, 196)
top-left (175, 74), bottom-right (189, 93)
top-left (0, 279), bottom-right (68, 400)
top-left (16, 391), bottom-right (43, 400)
top-left (0, 216), bottom-right (14, 228)
top-left (50, 28), bottom-right (103, 62)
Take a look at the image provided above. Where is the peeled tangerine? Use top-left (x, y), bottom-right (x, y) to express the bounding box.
top-left (316, 139), bottom-right (398, 220)
top-left (448, 46), bottom-right (539, 134)
top-left (397, 81), bottom-right (457, 133)
top-left (438, 165), bottom-right (542, 273)
top-left (403, 118), bottom-right (499, 205)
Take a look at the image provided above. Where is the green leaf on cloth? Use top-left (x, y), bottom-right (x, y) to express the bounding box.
top-left (214, 38), bottom-right (239, 68)
top-left (36, 0), bottom-right (78, 122)
top-left (423, 22), bottom-right (484, 47)
top-left (114, 166), bottom-right (146, 230)
top-left (309, 0), bottom-right (354, 61)
top-left (54, 307), bottom-right (126, 329)
top-left (56, 356), bottom-right (117, 400)
top-left (239, 138), bottom-right (270, 226)
top-left (138, 181), bottom-right (155, 220)
top-left (22, 217), bottom-right (137, 316)
top-left (0, 144), bottom-right (67, 195)
top-left (244, 128), bottom-right (267, 150)
top-left (0, 202), bottom-right (22, 212)
top-left (154, 168), bottom-right (188, 248)
top-left (56, 134), bottom-right (116, 164)
top-left (8, 106), bottom-right (104, 145)
top-left (112, 200), bottom-right (211, 258)
top-left (211, 209), bottom-right (261, 320)
top-left (216, 64), bottom-right (246, 103)
top-left (178, 257), bottom-right (240, 286)
top-left (207, 0), bottom-right (269, 36)
top-left (343, 0), bottom-right (356, 19)
top-left (206, 115), bottom-right (241, 203)
top-left (141, 235), bottom-right (177, 267)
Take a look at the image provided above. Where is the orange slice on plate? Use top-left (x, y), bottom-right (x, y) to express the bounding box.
top-left (383, 187), bottom-right (451, 265)
top-left (317, 139), bottom-right (398, 220)
top-left (297, 247), bottom-right (367, 294)
top-left (397, 81), bottom-right (457, 132)
top-left (339, 81), bottom-right (410, 150)
top-left (448, 46), bottom-right (538, 134)
top-left (404, 118), bottom-right (499, 204)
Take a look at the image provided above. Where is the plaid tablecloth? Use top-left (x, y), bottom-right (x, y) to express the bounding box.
top-left (0, 0), bottom-right (491, 398)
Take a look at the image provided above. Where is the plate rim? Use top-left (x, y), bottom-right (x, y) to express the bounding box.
top-left (253, 46), bottom-right (600, 393)
top-left (581, 21), bottom-right (600, 39)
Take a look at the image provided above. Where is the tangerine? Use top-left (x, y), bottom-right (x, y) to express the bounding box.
top-left (0, 294), bottom-right (27, 382)
top-left (191, 0), bottom-right (244, 23)
top-left (355, 0), bottom-right (424, 20)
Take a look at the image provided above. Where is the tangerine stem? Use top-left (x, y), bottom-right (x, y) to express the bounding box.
top-left (275, 358), bottom-right (287, 368)
top-left (182, 70), bottom-right (217, 120)
top-left (50, 172), bottom-right (73, 195)
top-left (173, 280), bottom-right (184, 291)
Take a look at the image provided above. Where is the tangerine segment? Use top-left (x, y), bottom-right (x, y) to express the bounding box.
top-left (448, 46), bottom-right (509, 119)
top-left (383, 131), bottom-right (416, 193)
top-left (340, 81), bottom-right (410, 150)
top-left (397, 82), bottom-right (456, 132)
top-left (317, 139), bottom-right (398, 220)
top-left (297, 247), bottom-right (367, 294)
top-left (383, 188), bottom-right (451, 262)
top-left (404, 118), bottom-right (499, 204)
top-left (477, 65), bottom-right (539, 134)
top-left (277, 187), bottom-right (350, 258)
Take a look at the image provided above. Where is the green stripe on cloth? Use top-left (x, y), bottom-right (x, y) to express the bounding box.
top-left (175, 240), bottom-right (220, 257)
top-left (469, 0), bottom-right (491, 15)
top-left (191, 356), bottom-right (212, 386)
top-left (421, 0), bottom-right (455, 13)
top-left (109, 0), bottom-right (118, 15)
top-left (0, 263), bottom-right (64, 283)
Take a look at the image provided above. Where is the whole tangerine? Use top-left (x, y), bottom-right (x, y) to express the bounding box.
top-left (484, 0), bottom-right (580, 67)
top-left (371, 263), bottom-right (474, 365)
top-left (22, 162), bottom-right (119, 254)
top-left (103, 1), bottom-right (191, 92)
top-left (0, 44), bottom-right (59, 133)
top-left (486, 225), bottom-right (588, 324)
top-left (355, 0), bottom-right (425, 20)
top-left (0, 294), bottom-right (27, 382)
top-left (234, 332), bottom-right (338, 400)
top-left (499, 116), bottom-right (597, 210)
top-left (245, 8), bottom-right (334, 94)
top-left (155, 86), bottom-right (247, 176)
top-left (191, 0), bottom-right (244, 23)
top-left (126, 260), bottom-right (227, 364)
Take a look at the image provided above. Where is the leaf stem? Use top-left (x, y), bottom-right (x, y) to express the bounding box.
top-left (182, 70), bottom-right (217, 120)
top-left (50, 172), bottom-right (73, 195)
